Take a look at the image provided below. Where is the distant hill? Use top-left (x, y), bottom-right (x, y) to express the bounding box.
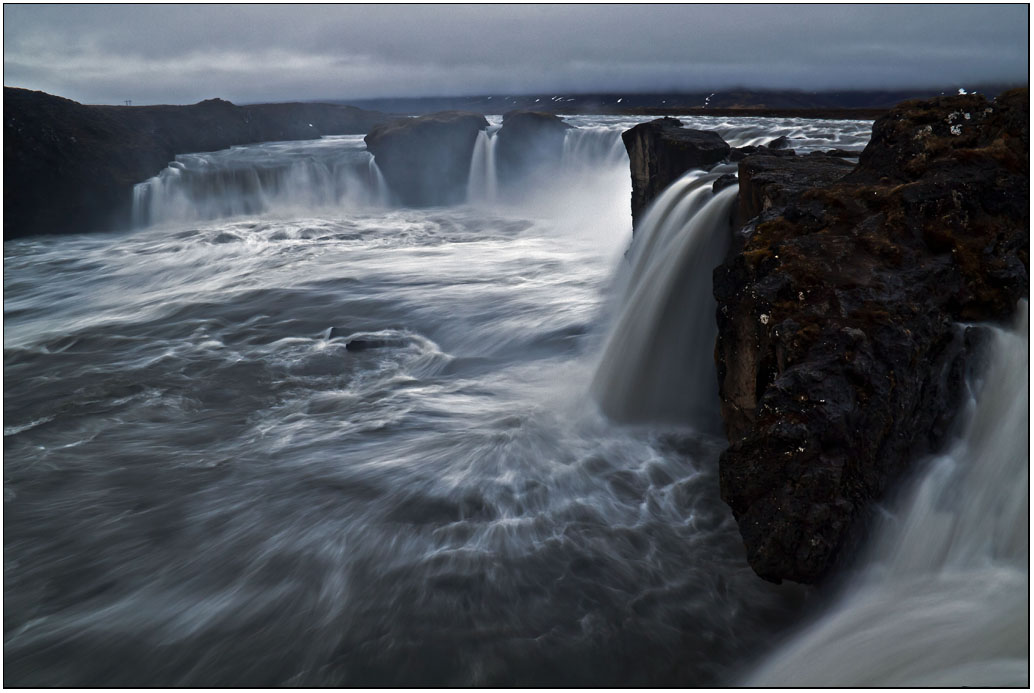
top-left (335, 86), bottom-right (1021, 116)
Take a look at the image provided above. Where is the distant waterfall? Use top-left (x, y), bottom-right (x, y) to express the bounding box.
top-left (466, 129), bottom-right (499, 204)
top-left (132, 137), bottom-right (386, 227)
top-left (368, 157), bottom-right (391, 207)
top-left (562, 126), bottom-right (627, 169)
top-left (591, 174), bottom-right (737, 429)
top-left (746, 301), bottom-right (1029, 687)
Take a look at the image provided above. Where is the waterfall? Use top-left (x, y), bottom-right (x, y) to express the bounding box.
top-left (131, 137), bottom-right (385, 227)
top-left (591, 178), bottom-right (737, 430)
top-left (745, 301), bottom-right (1029, 687)
top-left (368, 157), bottom-right (391, 207)
top-left (466, 129), bottom-right (499, 204)
top-left (562, 126), bottom-right (627, 170)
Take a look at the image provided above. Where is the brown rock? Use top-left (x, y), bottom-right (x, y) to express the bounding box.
top-left (714, 88), bottom-right (1029, 584)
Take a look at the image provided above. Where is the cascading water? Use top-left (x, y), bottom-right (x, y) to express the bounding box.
top-left (368, 156), bottom-right (391, 207)
top-left (6, 112), bottom-right (1024, 687)
top-left (561, 125), bottom-right (628, 170)
top-left (745, 301), bottom-right (1029, 687)
top-left (591, 174), bottom-right (738, 429)
top-left (466, 128), bottom-right (499, 204)
top-left (132, 135), bottom-right (387, 226)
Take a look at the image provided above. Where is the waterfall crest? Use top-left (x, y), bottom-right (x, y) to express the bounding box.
top-left (561, 126), bottom-right (627, 170)
top-left (746, 301), bottom-right (1029, 687)
top-left (591, 176), bottom-right (737, 430)
top-left (132, 137), bottom-right (386, 227)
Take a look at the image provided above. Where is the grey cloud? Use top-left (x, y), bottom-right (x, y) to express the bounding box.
top-left (3, 4), bottom-right (1028, 105)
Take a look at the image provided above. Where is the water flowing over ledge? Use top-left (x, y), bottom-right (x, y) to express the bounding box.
top-left (745, 301), bottom-right (1029, 686)
top-left (4, 97), bottom-right (1027, 687)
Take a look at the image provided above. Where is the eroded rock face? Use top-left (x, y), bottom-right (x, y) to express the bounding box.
top-left (714, 89), bottom-right (1029, 584)
top-left (622, 117), bottom-right (730, 228)
top-left (364, 111), bottom-right (489, 206)
top-left (495, 111), bottom-right (572, 191)
top-left (4, 87), bottom-right (388, 239)
top-left (735, 154), bottom-right (855, 228)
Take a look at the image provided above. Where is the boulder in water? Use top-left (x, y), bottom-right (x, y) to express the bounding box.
top-left (364, 111), bottom-right (489, 206)
top-left (714, 88), bottom-right (1029, 584)
top-left (494, 110), bottom-right (572, 191)
top-left (622, 117), bottom-right (731, 229)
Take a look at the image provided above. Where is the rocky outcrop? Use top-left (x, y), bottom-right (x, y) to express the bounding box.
top-left (623, 117), bottom-right (730, 228)
top-left (728, 144), bottom-right (797, 162)
top-left (4, 87), bottom-right (388, 239)
top-left (364, 111), bottom-right (488, 206)
top-left (494, 111), bottom-right (571, 190)
top-left (735, 154), bottom-right (855, 227)
top-left (714, 88), bottom-right (1028, 584)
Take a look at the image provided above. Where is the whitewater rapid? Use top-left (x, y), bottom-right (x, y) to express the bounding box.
top-left (6, 113), bottom-right (1023, 686)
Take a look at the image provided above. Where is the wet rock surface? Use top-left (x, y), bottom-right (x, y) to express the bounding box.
top-left (623, 117), bottom-right (731, 228)
top-left (4, 87), bottom-right (388, 239)
top-left (364, 111), bottom-right (489, 206)
top-left (714, 89), bottom-right (1029, 584)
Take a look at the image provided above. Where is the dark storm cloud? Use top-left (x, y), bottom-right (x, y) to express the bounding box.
top-left (3, 4), bottom-right (1028, 105)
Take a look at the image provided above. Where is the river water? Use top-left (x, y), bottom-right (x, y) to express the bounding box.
top-left (4, 115), bottom-right (1025, 686)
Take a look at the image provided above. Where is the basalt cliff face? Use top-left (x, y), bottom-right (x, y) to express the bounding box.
top-left (364, 111), bottom-right (489, 206)
top-left (621, 89), bottom-right (1029, 584)
top-left (3, 87), bottom-right (388, 239)
top-left (495, 111), bottom-right (572, 191)
top-left (364, 109), bottom-right (571, 205)
top-left (715, 89), bottom-right (1028, 583)
top-left (622, 118), bottom-right (730, 229)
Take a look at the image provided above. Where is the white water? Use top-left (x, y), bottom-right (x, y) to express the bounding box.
top-left (132, 136), bottom-right (389, 227)
top-left (591, 177), bottom-right (738, 428)
top-left (466, 128), bottom-right (500, 203)
top-left (746, 302), bottom-right (1030, 687)
top-left (7, 114), bottom-right (1025, 686)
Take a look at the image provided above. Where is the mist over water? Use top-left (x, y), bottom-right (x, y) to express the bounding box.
top-left (5, 114), bottom-right (1025, 686)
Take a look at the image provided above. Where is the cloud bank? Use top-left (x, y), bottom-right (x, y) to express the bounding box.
top-left (3, 4), bottom-right (1028, 105)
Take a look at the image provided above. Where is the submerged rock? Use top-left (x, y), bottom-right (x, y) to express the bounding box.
top-left (3, 87), bottom-right (388, 239)
top-left (714, 88), bottom-right (1029, 584)
top-left (494, 110), bottom-right (572, 190)
top-left (364, 111), bottom-right (489, 206)
top-left (622, 118), bottom-right (731, 229)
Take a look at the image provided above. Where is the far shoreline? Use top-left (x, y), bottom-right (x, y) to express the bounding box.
top-left (559, 106), bottom-right (886, 120)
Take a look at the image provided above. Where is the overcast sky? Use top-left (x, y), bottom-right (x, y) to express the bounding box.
top-left (3, 4), bottom-right (1028, 105)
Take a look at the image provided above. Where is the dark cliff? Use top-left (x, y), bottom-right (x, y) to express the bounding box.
top-left (622, 118), bottom-right (730, 229)
top-left (364, 111), bottom-right (489, 206)
top-left (4, 87), bottom-right (388, 239)
top-left (494, 111), bottom-right (571, 192)
top-left (714, 89), bottom-right (1029, 583)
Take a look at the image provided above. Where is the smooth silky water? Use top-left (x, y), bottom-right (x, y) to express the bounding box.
top-left (6, 115), bottom-right (1023, 686)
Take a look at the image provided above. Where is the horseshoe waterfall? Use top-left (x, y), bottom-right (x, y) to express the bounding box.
top-left (4, 104), bottom-right (1028, 687)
